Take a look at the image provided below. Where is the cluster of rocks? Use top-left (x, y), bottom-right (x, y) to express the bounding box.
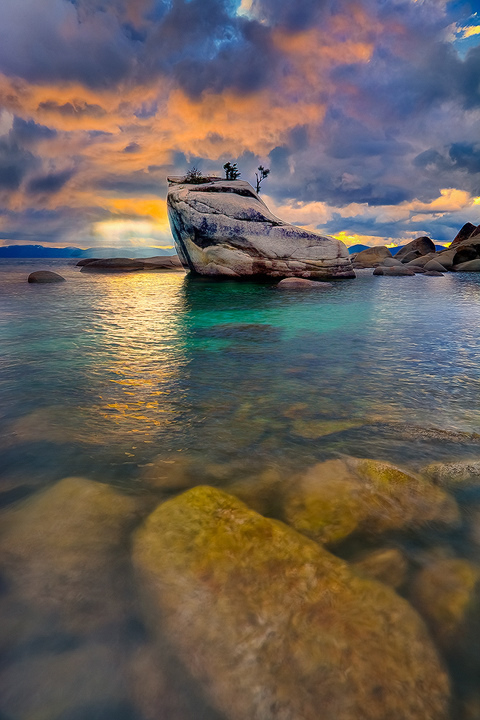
top-left (2, 455), bottom-right (480, 719)
top-left (352, 224), bottom-right (480, 276)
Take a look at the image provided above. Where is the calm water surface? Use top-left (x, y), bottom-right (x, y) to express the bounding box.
top-left (1, 258), bottom-right (480, 719)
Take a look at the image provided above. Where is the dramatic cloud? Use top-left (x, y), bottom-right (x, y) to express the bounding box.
top-left (0, 0), bottom-right (479, 248)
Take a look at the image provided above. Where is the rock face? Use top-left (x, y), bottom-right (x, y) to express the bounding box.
top-left (133, 486), bottom-right (450, 720)
top-left (27, 270), bottom-right (65, 283)
top-left (395, 236), bottom-right (435, 261)
top-left (166, 177), bottom-right (354, 279)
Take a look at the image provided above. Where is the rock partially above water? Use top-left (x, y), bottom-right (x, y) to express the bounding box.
top-left (396, 236), bottom-right (435, 262)
top-left (80, 258), bottom-right (146, 272)
top-left (133, 486), bottom-right (450, 720)
top-left (352, 245), bottom-right (392, 268)
top-left (27, 270), bottom-right (65, 283)
top-left (166, 177), bottom-right (354, 279)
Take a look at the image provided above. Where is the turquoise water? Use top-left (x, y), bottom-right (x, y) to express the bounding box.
top-left (1, 259), bottom-right (480, 497)
top-left (1, 259), bottom-right (480, 719)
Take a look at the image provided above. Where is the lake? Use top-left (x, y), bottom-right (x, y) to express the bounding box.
top-left (1, 259), bottom-right (480, 720)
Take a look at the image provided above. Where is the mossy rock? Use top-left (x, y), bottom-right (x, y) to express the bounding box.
top-left (352, 548), bottom-right (408, 590)
top-left (133, 486), bottom-right (450, 720)
top-left (0, 477), bottom-right (142, 638)
top-left (410, 558), bottom-right (480, 656)
top-left (283, 460), bottom-right (365, 544)
top-left (422, 460), bottom-right (480, 489)
top-left (283, 458), bottom-right (459, 545)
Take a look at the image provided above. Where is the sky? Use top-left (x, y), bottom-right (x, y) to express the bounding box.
top-left (0, 0), bottom-right (480, 250)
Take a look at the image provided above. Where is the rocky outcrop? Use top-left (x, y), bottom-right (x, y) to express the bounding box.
top-left (352, 245), bottom-right (392, 268)
top-left (27, 270), bottom-right (65, 283)
top-left (395, 236), bottom-right (435, 261)
top-left (166, 177), bottom-right (354, 279)
top-left (133, 486), bottom-right (450, 720)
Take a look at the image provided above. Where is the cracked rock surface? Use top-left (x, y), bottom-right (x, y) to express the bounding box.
top-left (167, 177), bottom-right (355, 279)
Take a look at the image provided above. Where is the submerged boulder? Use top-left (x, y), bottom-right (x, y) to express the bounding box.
top-left (410, 558), bottom-right (480, 660)
top-left (282, 458), bottom-right (459, 545)
top-left (0, 477), bottom-right (142, 636)
top-left (133, 486), bottom-right (450, 720)
top-left (166, 177), bottom-right (354, 279)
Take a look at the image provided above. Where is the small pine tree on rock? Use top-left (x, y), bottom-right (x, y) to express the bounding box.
top-left (223, 162), bottom-right (241, 180)
top-left (255, 166), bottom-right (270, 193)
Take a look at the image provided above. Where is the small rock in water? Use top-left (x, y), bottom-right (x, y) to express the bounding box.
top-left (422, 460), bottom-right (480, 489)
top-left (373, 266), bottom-right (415, 276)
top-left (275, 277), bottom-right (332, 289)
top-left (352, 547), bottom-right (408, 590)
top-left (27, 270), bottom-right (65, 283)
top-left (410, 558), bottom-right (480, 658)
top-left (133, 486), bottom-right (450, 720)
top-left (424, 270), bottom-right (444, 276)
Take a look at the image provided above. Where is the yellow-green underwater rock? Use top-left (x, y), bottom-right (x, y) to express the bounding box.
top-left (133, 486), bottom-right (450, 720)
top-left (283, 457), bottom-right (459, 545)
top-left (0, 476), bottom-right (142, 638)
top-left (410, 558), bottom-right (480, 655)
top-left (352, 548), bottom-right (408, 590)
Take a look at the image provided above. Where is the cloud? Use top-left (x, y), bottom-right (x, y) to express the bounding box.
top-left (26, 169), bottom-right (75, 195)
top-left (0, 0), bottom-right (479, 248)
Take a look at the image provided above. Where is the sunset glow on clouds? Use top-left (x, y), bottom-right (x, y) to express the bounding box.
top-left (0, 0), bottom-right (480, 249)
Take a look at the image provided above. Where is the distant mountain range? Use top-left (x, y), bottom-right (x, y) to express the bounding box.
top-left (0, 245), bottom-right (174, 259)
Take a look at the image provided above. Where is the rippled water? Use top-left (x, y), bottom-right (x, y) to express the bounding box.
top-left (1, 258), bottom-right (480, 719)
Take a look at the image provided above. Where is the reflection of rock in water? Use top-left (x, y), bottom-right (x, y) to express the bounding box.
top-left (133, 486), bottom-right (450, 720)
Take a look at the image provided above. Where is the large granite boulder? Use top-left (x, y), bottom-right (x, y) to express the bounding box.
top-left (166, 177), bottom-right (354, 279)
top-left (133, 486), bottom-right (450, 720)
top-left (395, 236), bottom-right (436, 262)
